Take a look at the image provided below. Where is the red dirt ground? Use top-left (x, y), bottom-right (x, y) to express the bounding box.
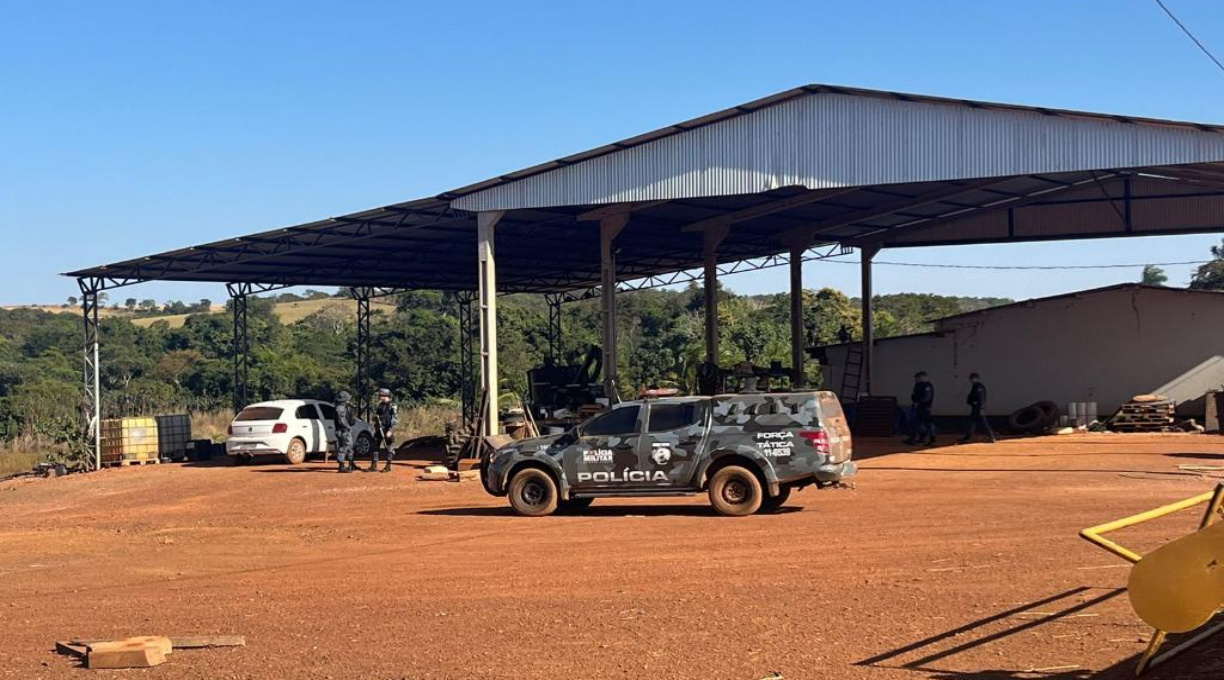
top-left (2, 434), bottom-right (1223, 679)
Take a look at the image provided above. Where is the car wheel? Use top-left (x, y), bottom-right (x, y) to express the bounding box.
top-left (354, 433), bottom-right (373, 458)
top-left (708, 465), bottom-right (763, 517)
top-left (508, 468), bottom-right (559, 517)
top-left (285, 438), bottom-right (307, 465)
top-left (758, 486), bottom-right (792, 514)
top-left (558, 497), bottom-right (594, 514)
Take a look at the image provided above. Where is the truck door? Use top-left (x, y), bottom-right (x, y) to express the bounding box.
top-left (566, 404), bottom-right (641, 490)
top-left (638, 401), bottom-right (707, 487)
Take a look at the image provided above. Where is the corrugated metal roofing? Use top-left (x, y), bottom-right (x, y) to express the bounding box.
top-left (65, 84), bottom-right (1224, 293)
top-left (448, 85), bottom-right (1224, 211)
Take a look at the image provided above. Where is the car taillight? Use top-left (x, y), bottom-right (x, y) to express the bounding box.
top-left (799, 430), bottom-right (830, 455)
top-left (273, 423), bottom-right (288, 434)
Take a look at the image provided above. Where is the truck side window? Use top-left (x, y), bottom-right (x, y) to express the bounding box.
top-left (647, 403), bottom-right (698, 432)
top-left (583, 406), bottom-right (640, 436)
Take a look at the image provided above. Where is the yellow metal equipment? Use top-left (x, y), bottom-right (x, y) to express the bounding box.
top-left (1079, 483), bottom-right (1224, 675)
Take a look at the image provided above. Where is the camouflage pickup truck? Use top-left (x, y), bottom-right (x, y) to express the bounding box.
top-left (481, 391), bottom-right (856, 517)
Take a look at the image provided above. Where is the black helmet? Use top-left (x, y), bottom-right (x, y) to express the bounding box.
top-left (336, 391), bottom-right (352, 403)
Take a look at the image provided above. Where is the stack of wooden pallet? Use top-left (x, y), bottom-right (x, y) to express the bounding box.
top-left (1109, 396), bottom-right (1176, 433)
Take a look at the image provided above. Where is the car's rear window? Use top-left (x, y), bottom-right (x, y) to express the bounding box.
top-left (235, 407), bottom-right (283, 421)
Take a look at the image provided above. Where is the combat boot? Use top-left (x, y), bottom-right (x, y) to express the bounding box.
top-left (381, 459), bottom-right (392, 473)
top-left (337, 459), bottom-right (346, 473)
top-left (365, 458), bottom-right (378, 472)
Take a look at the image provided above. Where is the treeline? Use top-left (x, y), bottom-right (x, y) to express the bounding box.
top-left (0, 286), bottom-right (1008, 439)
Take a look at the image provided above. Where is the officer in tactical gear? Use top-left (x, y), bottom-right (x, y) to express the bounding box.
top-left (957, 372), bottom-right (996, 444)
top-left (369, 387), bottom-right (398, 473)
top-left (903, 371), bottom-right (936, 446)
top-left (334, 391), bottom-right (357, 473)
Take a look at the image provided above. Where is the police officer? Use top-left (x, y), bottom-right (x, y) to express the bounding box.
top-left (334, 391), bottom-right (357, 473)
top-left (957, 372), bottom-right (996, 444)
top-left (369, 388), bottom-right (399, 473)
top-left (904, 371), bottom-right (936, 446)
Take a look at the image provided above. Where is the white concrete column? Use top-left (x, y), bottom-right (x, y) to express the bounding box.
top-left (478, 210), bottom-right (505, 436)
top-left (600, 214), bottom-right (629, 398)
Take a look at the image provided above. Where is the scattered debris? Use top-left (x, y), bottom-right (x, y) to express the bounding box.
top-left (56, 634), bottom-right (244, 668)
top-left (1107, 396), bottom-right (1176, 433)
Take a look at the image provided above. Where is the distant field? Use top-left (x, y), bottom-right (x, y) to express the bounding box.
top-left (127, 298), bottom-right (396, 328)
top-left (7, 298), bottom-right (396, 329)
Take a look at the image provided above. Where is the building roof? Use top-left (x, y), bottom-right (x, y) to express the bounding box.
top-left (932, 283), bottom-right (1224, 325)
top-left (66, 85), bottom-right (1224, 294)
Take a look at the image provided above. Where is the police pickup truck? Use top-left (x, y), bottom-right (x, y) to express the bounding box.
top-left (481, 391), bottom-right (855, 517)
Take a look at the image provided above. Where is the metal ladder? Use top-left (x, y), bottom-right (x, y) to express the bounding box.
top-left (840, 343), bottom-right (864, 401)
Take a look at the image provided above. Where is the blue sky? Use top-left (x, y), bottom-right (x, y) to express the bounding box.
top-left (3, 0), bottom-right (1224, 306)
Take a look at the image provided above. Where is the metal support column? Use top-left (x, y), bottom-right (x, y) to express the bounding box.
top-left (545, 293), bottom-right (563, 362)
top-left (227, 284), bottom-right (250, 413)
top-left (600, 214), bottom-right (629, 398)
top-left (352, 287), bottom-right (372, 420)
top-left (702, 226), bottom-right (730, 365)
top-left (859, 245), bottom-right (881, 398)
top-left (79, 278), bottom-right (102, 470)
top-left (789, 244), bottom-right (806, 389)
top-left (477, 211), bottom-right (505, 437)
top-left (456, 290), bottom-right (478, 431)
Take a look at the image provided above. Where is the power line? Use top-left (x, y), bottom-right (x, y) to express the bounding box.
top-left (1152, 0), bottom-right (1224, 75)
top-left (824, 259), bottom-right (1210, 271)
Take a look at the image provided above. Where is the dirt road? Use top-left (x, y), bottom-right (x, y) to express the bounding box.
top-left (2, 434), bottom-right (1223, 679)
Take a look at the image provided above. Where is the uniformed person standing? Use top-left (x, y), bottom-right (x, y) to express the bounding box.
top-left (334, 391), bottom-right (356, 473)
top-left (957, 372), bottom-right (996, 444)
top-left (903, 371), bottom-right (936, 446)
top-left (369, 387), bottom-right (399, 473)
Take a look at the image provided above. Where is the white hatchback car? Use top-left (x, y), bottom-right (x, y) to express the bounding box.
top-left (226, 399), bottom-right (376, 464)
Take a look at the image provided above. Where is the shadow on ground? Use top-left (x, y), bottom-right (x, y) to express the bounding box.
top-left (854, 585), bottom-right (1224, 679)
top-left (419, 505), bottom-right (802, 518)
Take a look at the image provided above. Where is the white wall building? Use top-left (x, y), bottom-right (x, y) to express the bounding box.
top-left (820, 284), bottom-right (1224, 418)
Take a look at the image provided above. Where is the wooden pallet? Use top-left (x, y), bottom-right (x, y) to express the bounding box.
top-left (101, 457), bottom-right (161, 468)
top-left (1109, 400), bottom-right (1176, 432)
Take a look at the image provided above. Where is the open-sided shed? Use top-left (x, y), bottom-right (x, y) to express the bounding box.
top-left (67, 84), bottom-right (1224, 465)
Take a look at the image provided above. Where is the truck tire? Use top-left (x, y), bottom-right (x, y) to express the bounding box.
top-left (354, 433), bottom-right (374, 458)
top-left (758, 486), bottom-right (792, 514)
top-left (508, 468), bottom-right (559, 517)
top-left (708, 465), bottom-right (764, 517)
top-left (558, 497), bottom-right (594, 514)
top-left (285, 438), bottom-right (307, 465)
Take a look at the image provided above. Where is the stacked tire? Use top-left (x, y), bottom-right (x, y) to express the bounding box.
top-left (1007, 401), bottom-right (1060, 434)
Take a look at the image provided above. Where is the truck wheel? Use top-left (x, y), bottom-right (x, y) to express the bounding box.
top-left (708, 465), bottom-right (763, 517)
top-left (285, 438), bottom-right (307, 465)
top-left (508, 468), bottom-right (559, 517)
top-left (354, 433), bottom-right (374, 458)
top-left (558, 497), bottom-right (594, 514)
top-left (758, 486), bottom-right (792, 514)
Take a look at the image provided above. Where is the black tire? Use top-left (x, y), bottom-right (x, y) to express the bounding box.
top-left (285, 438), bottom-right (307, 465)
top-left (758, 486), bottom-right (792, 514)
top-left (508, 468), bottom-right (559, 517)
top-left (558, 497), bottom-right (594, 514)
top-left (354, 433), bottom-right (374, 458)
top-left (708, 465), bottom-right (764, 517)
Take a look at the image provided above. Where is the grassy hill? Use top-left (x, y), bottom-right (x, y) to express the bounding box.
top-left (130, 297), bottom-right (397, 328)
top-left (5, 297), bottom-right (397, 329)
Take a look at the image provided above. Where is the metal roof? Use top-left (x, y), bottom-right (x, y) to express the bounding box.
top-left (67, 84), bottom-right (1224, 294)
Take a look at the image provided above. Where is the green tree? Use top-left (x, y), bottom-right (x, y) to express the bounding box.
top-left (1141, 265), bottom-right (1168, 286)
top-left (1190, 239), bottom-right (1224, 290)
